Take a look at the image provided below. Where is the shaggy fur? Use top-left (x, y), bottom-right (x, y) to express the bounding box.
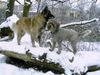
top-left (47, 19), bottom-right (91, 54)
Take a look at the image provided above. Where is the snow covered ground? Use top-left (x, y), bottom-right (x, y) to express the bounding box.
top-left (0, 15), bottom-right (100, 75)
top-left (0, 35), bottom-right (100, 75)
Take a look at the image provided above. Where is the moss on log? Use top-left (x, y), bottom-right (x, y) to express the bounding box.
top-left (0, 50), bottom-right (64, 74)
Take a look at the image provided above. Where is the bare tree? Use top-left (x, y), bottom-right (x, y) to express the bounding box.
top-left (6, 0), bottom-right (15, 18)
top-left (23, 0), bottom-right (32, 17)
top-left (89, 0), bottom-right (97, 19)
top-left (77, 0), bottom-right (86, 21)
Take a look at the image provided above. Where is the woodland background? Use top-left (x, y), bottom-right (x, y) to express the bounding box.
top-left (0, 0), bottom-right (100, 41)
top-left (0, 0), bottom-right (100, 75)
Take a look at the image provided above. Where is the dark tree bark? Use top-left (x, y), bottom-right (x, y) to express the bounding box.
top-left (0, 0), bottom-right (15, 39)
top-left (6, 0), bottom-right (15, 18)
top-left (23, 0), bottom-right (32, 17)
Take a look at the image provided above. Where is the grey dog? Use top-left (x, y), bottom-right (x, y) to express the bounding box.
top-left (47, 19), bottom-right (91, 54)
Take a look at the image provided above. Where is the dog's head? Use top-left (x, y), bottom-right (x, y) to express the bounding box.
top-left (47, 19), bottom-right (60, 33)
top-left (41, 6), bottom-right (55, 21)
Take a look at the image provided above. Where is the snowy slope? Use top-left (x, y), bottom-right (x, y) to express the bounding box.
top-left (0, 39), bottom-right (100, 75)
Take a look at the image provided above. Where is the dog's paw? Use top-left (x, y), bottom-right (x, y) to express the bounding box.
top-left (56, 51), bottom-right (61, 54)
top-left (49, 49), bottom-right (53, 51)
top-left (32, 45), bottom-right (36, 47)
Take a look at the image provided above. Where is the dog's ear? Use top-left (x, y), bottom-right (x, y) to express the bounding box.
top-left (41, 6), bottom-right (48, 15)
top-left (44, 6), bottom-right (48, 10)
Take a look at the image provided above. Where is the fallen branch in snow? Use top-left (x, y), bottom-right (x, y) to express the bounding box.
top-left (85, 65), bottom-right (100, 74)
top-left (0, 50), bottom-right (64, 74)
top-left (72, 65), bottom-right (100, 75)
top-left (60, 18), bottom-right (99, 28)
top-left (88, 65), bottom-right (100, 72)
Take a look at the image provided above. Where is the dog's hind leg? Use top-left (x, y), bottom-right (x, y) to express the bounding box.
top-left (30, 33), bottom-right (37, 47)
top-left (57, 41), bottom-right (62, 54)
top-left (71, 41), bottom-right (77, 54)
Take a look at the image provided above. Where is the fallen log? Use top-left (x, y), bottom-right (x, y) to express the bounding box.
top-left (0, 50), bottom-right (64, 74)
top-left (1, 50), bottom-right (100, 74)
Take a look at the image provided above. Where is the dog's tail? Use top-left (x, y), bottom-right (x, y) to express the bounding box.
top-left (79, 30), bottom-right (92, 38)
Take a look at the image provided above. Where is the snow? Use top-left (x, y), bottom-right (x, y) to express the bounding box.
top-left (60, 18), bottom-right (99, 28)
top-left (70, 51), bottom-right (100, 73)
top-left (1, 0), bottom-right (36, 5)
top-left (0, 14), bottom-right (19, 30)
top-left (0, 15), bottom-right (100, 75)
top-left (87, 71), bottom-right (100, 75)
top-left (0, 37), bottom-right (100, 75)
top-left (25, 1), bottom-right (31, 5)
top-left (0, 63), bottom-right (55, 75)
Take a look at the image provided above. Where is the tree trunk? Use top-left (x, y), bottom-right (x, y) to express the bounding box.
top-left (6, 0), bottom-right (15, 18)
top-left (23, 0), bottom-right (32, 17)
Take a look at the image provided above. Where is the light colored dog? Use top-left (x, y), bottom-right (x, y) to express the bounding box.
top-left (47, 19), bottom-right (91, 54)
top-left (11, 6), bottom-right (54, 47)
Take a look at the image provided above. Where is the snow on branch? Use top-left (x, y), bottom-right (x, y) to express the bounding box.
top-left (60, 18), bottom-right (99, 28)
top-left (25, 1), bottom-right (32, 5)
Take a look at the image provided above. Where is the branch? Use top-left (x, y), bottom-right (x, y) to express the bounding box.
top-left (51, 0), bottom-right (66, 3)
top-left (15, 0), bottom-right (22, 4)
top-left (82, 65), bottom-right (100, 75)
top-left (87, 65), bottom-right (100, 73)
top-left (60, 18), bottom-right (99, 28)
top-left (72, 65), bottom-right (100, 75)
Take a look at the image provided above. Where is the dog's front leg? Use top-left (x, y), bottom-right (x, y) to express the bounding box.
top-left (57, 41), bottom-right (62, 54)
top-left (49, 41), bottom-right (56, 51)
top-left (31, 34), bottom-right (36, 47)
top-left (17, 31), bottom-right (25, 45)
